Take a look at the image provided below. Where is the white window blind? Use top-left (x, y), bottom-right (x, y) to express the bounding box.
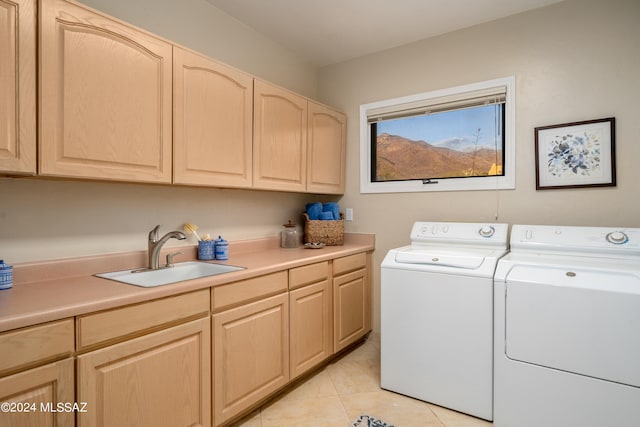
top-left (367, 86), bottom-right (507, 123)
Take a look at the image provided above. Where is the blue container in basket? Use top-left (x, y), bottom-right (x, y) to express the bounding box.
top-left (198, 241), bottom-right (215, 260)
top-left (0, 260), bottom-right (13, 290)
top-left (322, 202), bottom-right (340, 220)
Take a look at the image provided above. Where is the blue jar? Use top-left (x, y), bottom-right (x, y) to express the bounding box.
top-left (0, 260), bottom-right (13, 290)
top-left (198, 240), bottom-right (215, 260)
top-left (215, 236), bottom-right (229, 260)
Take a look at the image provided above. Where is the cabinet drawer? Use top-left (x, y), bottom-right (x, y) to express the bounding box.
top-left (213, 271), bottom-right (287, 312)
top-left (0, 318), bottom-right (74, 376)
top-left (77, 289), bottom-right (209, 350)
top-left (289, 261), bottom-right (329, 290)
top-left (333, 252), bottom-right (367, 276)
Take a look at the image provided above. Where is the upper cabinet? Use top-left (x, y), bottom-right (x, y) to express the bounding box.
top-left (307, 101), bottom-right (346, 194)
top-left (253, 79), bottom-right (308, 192)
top-left (254, 82), bottom-right (347, 194)
top-left (173, 47), bottom-right (253, 188)
top-left (38, 0), bottom-right (173, 183)
top-left (13, 0), bottom-right (345, 192)
top-left (0, 0), bottom-right (36, 175)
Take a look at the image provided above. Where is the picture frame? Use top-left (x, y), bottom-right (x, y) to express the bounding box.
top-left (534, 117), bottom-right (616, 190)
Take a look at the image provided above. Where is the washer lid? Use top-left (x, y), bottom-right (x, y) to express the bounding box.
top-left (395, 249), bottom-right (485, 269)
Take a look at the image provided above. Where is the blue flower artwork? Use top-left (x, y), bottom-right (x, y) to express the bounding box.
top-left (535, 117), bottom-right (614, 190)
top-left (546, 131), bottom-right (602, 179)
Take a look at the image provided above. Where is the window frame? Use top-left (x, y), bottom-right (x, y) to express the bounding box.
top-left (359, 76), bottom-right (516, 193)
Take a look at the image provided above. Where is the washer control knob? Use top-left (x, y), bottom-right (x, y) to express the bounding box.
top-left (479, 225), bottom-right (495, 237)
top-left (606, 231), bottom-right (628, 244)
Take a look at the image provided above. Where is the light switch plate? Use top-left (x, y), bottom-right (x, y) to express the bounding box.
top-left (345, 208), bottom-right (353, 221)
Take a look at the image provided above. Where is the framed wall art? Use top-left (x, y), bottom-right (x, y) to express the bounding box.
top-left (534, 117), bottom-right (616, 190)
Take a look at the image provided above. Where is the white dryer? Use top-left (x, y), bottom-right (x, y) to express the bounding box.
top-left (494, 225), bottom-right (640, 427)
top-left (381, 221), bottom-right (509, 421)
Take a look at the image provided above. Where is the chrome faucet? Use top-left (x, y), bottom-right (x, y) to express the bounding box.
top-left (147, 225), bottom-right (186, 270)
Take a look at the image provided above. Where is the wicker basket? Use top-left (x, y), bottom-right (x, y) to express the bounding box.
top-left (303, 213), bottom-right (344, 246)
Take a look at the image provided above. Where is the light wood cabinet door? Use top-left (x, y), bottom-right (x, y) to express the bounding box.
top-left (173, 47), bottom-right (253, 188)
top-left (290, 279), bottom-right (332, 380)
top-left (0, 0), bottom-right (36, 175)
top-left (213, 292), bottom-right (289, 425)
top-left (333, 265), bottom-right (370, 353)
top-left (253, 79), bottom-right (307, 192)
top-left (307, 101), bottom-right (346, 194)
top-left (0, 358), bottom-right (74, 427)
top-left (77, 317), bottom-right (211, 427)
top-left (39, 0), bottom-right (173, 183)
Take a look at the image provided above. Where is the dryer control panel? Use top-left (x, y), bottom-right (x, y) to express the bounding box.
top-left (510, 225), bottom-right (640, 256)
top-left (410, 222), bottom-right (509, 247)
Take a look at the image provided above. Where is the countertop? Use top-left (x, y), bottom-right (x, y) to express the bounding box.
top-left (0, 233), bottom-right (375, 333)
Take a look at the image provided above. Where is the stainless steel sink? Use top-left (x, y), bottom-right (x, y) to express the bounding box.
top-left (95, 261), bottom-right (245, 287)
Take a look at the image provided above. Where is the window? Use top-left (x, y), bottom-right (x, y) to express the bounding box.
top-left (360, 77), bottom-right (515, 193)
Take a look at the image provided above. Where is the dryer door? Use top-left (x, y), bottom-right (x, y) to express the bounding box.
top-left (504, 265), bottom-right (640, 388)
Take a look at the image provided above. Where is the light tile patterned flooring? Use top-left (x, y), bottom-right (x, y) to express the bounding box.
top-left (230, 334), bottom-right (493, 427)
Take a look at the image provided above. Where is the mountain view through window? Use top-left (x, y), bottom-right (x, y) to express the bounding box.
top-left (371, 104), bottom-right (504, 182)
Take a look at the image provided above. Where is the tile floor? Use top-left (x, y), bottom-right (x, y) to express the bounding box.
top-left (230, 334), bottom-right (493, 427)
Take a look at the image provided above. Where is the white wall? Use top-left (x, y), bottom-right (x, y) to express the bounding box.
top-left (317, 0), bottom-right (640, 332)
top-left (0, 179), bottom-right (332, 262)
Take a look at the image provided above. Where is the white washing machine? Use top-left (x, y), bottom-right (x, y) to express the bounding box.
top-left (381, 221), bottom-right (509, 421)
top-left (494, 225), bottom-right (640, 427)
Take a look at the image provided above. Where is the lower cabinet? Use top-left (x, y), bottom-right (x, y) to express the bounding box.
top-left (77, 317), bottom-right (211, 427)
top-left (213, 292), bottom-right (289, 426)
top-left (333, 253), bottom-right (372, 353)
top-left (0, 358), bottom-right (75, 427)
top-left (212, 253), bottom-right (371, 425)
top-left (289, 262), bottom-right (332, 380)
top-left (289, 281), bottom-right (332, 379)
top-left (0, 317), bottom-right (75, 427)
top-left (0, 250), bottom-right (372, 427)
